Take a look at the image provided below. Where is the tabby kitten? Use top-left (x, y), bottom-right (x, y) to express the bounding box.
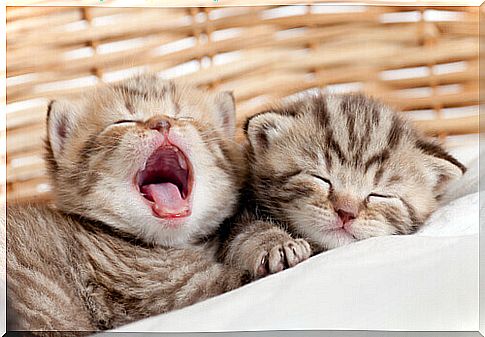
top-left (221, 92), bottom-right (465, 278)
top-left (6, 74), bottom-right (248, 332)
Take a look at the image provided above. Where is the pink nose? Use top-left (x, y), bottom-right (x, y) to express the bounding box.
top-left (147, 118), bottom-right (171, 133)
top-left (337, 209), bottom-right (356, 225)
top-left (152, 120), bottom-right (171, 133)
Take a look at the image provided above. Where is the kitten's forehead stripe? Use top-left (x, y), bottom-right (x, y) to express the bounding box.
top-left (323, 151), bottom-right (332, 171)
top-left (316, 93), bottom-right (385, 167)
top-left (371, 104), bottom-right (380, 127)
top-left (387, 114), bottom-right (403, 150)
top-left (388, 175), bottom-right (402, 185)
top-left (114, 84), bottom-right (150, 115)
top-left (114, 81), bottom-right (183, 116)
top-left (125, 100), bottom-right (136, 115)
top-left (373, 166), bottom-right (385, 186)
top-left (325, 129), bottom-right (347, 164)
top-left (302, 145), bottom-right (319, 163)
top-left (363, 105), bottom-right (379, 154)
top-left (364, 149), bottom-right (390, 173)
top-left (168, 81), bottom-right (180, 116)
top-left (313, 95), bottom-right (329, 129)
top-left (114, 84), bottom-right (151, 101)
top-left (340, 96), bottom-right (356, 156)
top-left (168, 81), bottom-right (176, 97)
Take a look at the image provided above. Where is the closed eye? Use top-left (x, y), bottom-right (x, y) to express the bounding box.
top-left (311, 174), bottom-right (332, 187)
top-left (367, 193), bottom-right (394, 199)
top-left (113, 119), bottom-right (138, 125)
top-left (98, 119), bottom-right (139, 135)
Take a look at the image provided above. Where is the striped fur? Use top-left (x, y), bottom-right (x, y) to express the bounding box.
top-left (220, 92), bottom-right (465, 277)
top-left (6, 75), bottom-right (247, 332)
top-left (44, 75), bottom-right (244, 247)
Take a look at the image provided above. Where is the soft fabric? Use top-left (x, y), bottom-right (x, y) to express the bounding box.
top-left (116, 235), bottom-right (477, 332)
top-left (111, 141), bottom-right (479, 333)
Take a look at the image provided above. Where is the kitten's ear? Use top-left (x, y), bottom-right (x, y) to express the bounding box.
top-left (244, 111), bottom-right (293, 153)
top-left (419, 140), bottom-right (466, 195)
top-left (46, 99), bottom-right (79, 162)
top-left (214, 91), bottom-right (236, 138)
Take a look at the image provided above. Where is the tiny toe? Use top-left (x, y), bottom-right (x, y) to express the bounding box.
top-left (296, 239), bottom-right (312, 258)
top-left (255, 252), bottom-right (269, 277)
top-left (283, 243), bottom-right (297, 267)
top-left (274, 262), bottom-right (284, 272)
top-left (268, 245), bottom-right (285, 273)
top-left (257, 263), bottom-right (268, 277)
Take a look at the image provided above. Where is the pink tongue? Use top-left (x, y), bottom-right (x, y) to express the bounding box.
top-left (141, 183), bottom-right (190, 217)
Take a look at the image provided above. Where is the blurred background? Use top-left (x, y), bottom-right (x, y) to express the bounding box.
top-left (5, 5), bottom-right (479, 204)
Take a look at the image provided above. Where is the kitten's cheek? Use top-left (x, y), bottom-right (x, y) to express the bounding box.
top-left (360, 210), bottom-right (387, 229)
top-left (309, 181), bottom-right (330, 196)
top-left (315, 182), bottom-right (329, 190)
top-left (367, 197), bottom-right (402, 209)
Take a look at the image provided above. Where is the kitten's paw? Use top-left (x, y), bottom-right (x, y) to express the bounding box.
top-left (255, 238), bottom-right (311, 278)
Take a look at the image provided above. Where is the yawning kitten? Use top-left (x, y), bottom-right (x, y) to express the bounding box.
top-left (6, 75), bottom-right (248, 332)
top-left (221, 92), bottom-right (465, 278)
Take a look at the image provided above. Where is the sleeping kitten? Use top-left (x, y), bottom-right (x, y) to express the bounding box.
top-left (6, 75), bottom-right (248, 332)
top-left (220, 92), bottom-right (465, 278)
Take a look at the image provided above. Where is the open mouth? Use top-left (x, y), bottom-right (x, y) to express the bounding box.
top-left (136, 144), bottom-right (193, 219)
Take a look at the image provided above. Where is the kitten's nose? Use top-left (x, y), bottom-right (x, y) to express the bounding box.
top-left (147, 118), bottom-right (171, 134)
top-left (333, 195), bottom-right (358, 224)
top-left (337, 209), bottom-right (356, 225)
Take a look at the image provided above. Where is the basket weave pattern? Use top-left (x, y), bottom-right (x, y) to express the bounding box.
top-left (6, 5), bottom-right (479, 203)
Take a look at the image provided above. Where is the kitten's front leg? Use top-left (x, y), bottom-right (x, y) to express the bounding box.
top-left (223, 219), bottom-right (311, 278)
top-left (91, 250), bottom-right (250, 329)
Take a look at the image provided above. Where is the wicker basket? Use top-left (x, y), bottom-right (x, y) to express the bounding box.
top-left (6, 5), bottom-right (480, 203)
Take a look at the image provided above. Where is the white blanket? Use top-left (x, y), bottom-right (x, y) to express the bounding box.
top-left (113, 142), bottom-right (480, 332)
top-left (117, 235), bottom-right (477, 332)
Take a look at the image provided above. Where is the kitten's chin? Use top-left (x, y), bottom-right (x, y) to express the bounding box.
top-left (318, 229), bottom-right (357, 250)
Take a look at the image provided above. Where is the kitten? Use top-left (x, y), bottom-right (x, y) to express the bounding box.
top-left (6, 74), bottom-right (249, 332)
top-left (220, 92), bottom-right (465, 278)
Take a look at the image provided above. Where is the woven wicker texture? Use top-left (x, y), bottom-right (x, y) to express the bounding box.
top-left (6, 5), bottom-right (479, 203)
top-left (6, 1), bottom-right (482, 6)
